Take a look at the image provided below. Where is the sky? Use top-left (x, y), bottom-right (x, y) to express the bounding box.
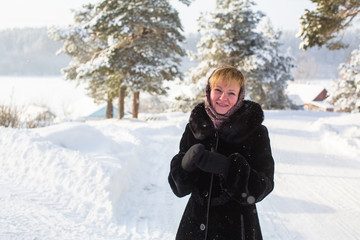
top-left (0, 0), bottom-right (315, 34)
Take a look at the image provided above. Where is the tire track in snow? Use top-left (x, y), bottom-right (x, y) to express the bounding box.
top-left (262, 113), bottom-right (360, 239)
top-left (0, 181), bottom-right (83, 239)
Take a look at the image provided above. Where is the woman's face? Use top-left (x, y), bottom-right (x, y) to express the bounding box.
top-left (210, 79), bottom-right (241, 115)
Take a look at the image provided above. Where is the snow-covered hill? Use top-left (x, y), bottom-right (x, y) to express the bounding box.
top-left (1, 109), bottom-right (360, 239)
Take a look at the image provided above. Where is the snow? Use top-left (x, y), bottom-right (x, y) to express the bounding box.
top-left (0, 76), bottom-right (98, 119)
top-left (1, 77), bottom-right (360, 239)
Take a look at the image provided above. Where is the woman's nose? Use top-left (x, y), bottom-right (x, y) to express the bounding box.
top-left (219, 92), bottom-right (227, 100)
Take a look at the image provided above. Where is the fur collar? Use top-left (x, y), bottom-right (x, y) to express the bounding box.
top-left (189, 100), bottom-right (264, 143)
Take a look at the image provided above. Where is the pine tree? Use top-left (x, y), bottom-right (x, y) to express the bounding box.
top-left (189, 0), bottom-right (265, 82)
top-left (248, 20), bottom-right (295, 109)
top-left (51, 0), bottom-right (188, 119)
top-left (179, 0), bottom-right (293, 110)
top-left (299, 0), bottom-right (360, 50)
top-left (83, 0), bottom-right (187, 118)
top-left (329, 42), bottom-right (360, 112)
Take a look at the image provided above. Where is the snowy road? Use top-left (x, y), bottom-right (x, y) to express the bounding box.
top-left (0, 111), bottom-right (359, 239)
top-left (260, 111), bottom-right (360, 239)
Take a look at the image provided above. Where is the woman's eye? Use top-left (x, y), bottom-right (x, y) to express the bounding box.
top-left (215, 89), bottom-right (222, 93)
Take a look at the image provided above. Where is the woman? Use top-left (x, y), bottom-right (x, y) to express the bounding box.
top-left (168, 66), bottom-right (274, 240)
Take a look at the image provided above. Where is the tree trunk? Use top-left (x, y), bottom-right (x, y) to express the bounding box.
top-left (118, 86), bottom-right (126, 119)
top-left (132, 91), bottom-right (140, 119)
top-left (106, 97), bottom-right (113, 119)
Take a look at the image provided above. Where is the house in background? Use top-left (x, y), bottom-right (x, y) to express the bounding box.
top-left (286, 82), bottom-right (334, 112)
top-left (87, 105), bottom-right (133, 119)
top-left (88, 105), bottom-right (119, 119)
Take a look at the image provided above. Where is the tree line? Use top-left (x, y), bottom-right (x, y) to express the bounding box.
top-left (2, 27), bottom-right (359, 79)
top-left (50, 0), bottom-right (297, 115)
top-left (1, 0), bottom-right (359, 114)
top-left (1, 27), bottom-right (358, 80)
top-left (0, 27), bottom-right (70, 75)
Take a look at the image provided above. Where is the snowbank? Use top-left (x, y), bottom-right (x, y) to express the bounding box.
top-left (0, 113), bottom-right (190, 239)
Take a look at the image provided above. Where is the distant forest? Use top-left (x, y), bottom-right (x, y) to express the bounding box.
top-left (280, 29), bottom-right (360, 79)
top-left (0, 27), bottom-right (359, 79)
top-left (0, 27), bottom-right (70, 76)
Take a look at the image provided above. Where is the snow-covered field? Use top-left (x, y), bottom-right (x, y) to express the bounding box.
top-left (0, 76), bottom-right (98, 119)
top-left (1, 77), bottom-right (360, 239)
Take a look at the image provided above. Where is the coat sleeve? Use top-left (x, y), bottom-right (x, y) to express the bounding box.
top-left (223, 125), bottom-right (274, 204)
top-left (168, 124), bottom-right (199, 197)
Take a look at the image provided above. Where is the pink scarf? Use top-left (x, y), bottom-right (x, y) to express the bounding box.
top-left (205, 82), bottom-right (245, 129)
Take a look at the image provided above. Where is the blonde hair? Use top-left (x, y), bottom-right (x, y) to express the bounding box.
top-left (209, 66), bottom-right (245, 90)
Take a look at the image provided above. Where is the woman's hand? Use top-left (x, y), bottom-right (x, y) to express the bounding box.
top-left (182, 143), bottom-right (231, 177)
top-left (181, 143), bottom-right (205, 172)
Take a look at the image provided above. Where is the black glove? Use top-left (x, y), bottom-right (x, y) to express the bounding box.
top-left (181, 143), bottom-right (205, 172)
top-left (227, 153), bottom-right (251, 187)
top-left (197, 150), bottom-right (230, 177)
top-left (182, 143), bottom-right (231, 177)
top-left (230, 153), bottom-right (250, 176)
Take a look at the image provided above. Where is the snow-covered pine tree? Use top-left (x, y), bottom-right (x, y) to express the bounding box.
top-left (247, 20), bottom-right (295, 109)
top-left (84, 0), bottom-right (188, 118)
top-left (329, 42), bottom-right (360, 112)
top-left (49, 4), bottom-right (116, 118)
top-left (51, 0), bottom-right (188, 118)
top-left (178, 0), bottom-right (266, 111)
top-left (298, 0), bottom-right (360, 50)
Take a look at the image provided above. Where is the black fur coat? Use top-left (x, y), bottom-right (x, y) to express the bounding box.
top-left (168, 101), bottom-right (274, 240)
